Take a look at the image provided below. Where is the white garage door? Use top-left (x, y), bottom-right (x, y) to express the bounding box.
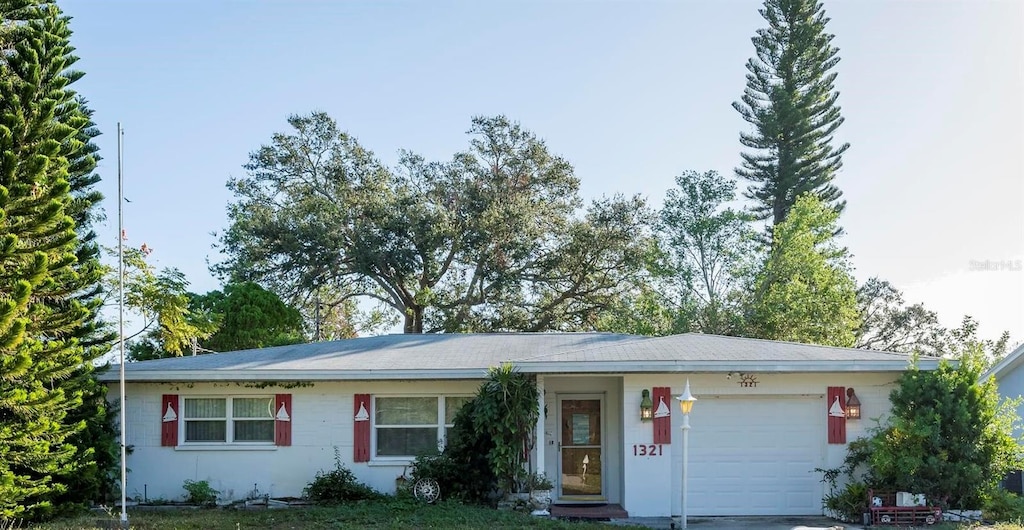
top-left (686, 396), bottom-right (824, 516)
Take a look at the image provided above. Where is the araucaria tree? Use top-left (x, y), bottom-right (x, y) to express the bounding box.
top-left (733, 0), bottom-right (849, 228)
top-left (217, 113), bottom-right (652, 333)
top-left (750, 194), bottom-right (859, 346)
top-left (0, 0), bottom-right (108, 518)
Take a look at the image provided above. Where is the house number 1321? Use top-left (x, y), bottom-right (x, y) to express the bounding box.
top-left (632, 444), bottom-right (663, 456)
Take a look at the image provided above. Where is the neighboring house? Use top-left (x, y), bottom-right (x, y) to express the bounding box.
top-left (100, 332), bottom-right (934, 517)
top-left (982, 342), bottom-right (1024, 494)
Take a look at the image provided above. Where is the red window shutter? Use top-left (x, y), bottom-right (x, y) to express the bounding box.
top-left (161, 394), bottom-right (178, 447)
top-left (353, 394), bottom-right (371, 462)
top-left (653, 386), bottom-right (672, 445)
top-left (275, 394), bottom-right (292, 446)
top-left (827, 386), bottom-right (846, 444)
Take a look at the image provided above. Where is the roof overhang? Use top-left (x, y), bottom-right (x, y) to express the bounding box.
top-left (98, 358), bottom-right (936, 383)
top-left (983, 342), bottom-right (1024, 381)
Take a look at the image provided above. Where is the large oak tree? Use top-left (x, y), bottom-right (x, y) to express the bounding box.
top-left (216, 113), bottom-right (652, 333)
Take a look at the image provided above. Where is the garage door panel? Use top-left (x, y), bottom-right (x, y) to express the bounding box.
top-left (687, 397), bottom-right (823, 516)
top-left (715, 463), bottom-right (745, 476)
top-left (749, 491), bottom-right (780, 508)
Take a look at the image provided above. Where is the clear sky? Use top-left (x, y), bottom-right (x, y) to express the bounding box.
top-left (61, 0), bottom-right (1023, 344)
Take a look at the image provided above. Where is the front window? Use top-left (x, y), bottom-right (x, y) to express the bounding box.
top-left (375, 396), bottom-right (471, 457)
top-left (445, 396), bottom-right (473, 440)
top-left (183, 397), bottom-right (274, 443)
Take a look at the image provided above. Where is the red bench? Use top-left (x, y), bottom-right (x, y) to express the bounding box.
top-left (867, 490), bottom-right (942, 526)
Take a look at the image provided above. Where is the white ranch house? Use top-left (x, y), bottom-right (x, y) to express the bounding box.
top-left (101, 332), bottom-right (935, 517)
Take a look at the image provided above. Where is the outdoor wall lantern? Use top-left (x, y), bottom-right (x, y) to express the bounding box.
top-left (845, 388), bottom-right (861, 420)
top-left (640, 389), bottom-right (654, 422)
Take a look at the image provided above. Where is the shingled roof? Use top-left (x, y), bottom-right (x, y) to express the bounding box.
top-left (99, 332), bottom-right (933, 382)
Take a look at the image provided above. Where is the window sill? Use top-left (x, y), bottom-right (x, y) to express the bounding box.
top-left (367, 458), bottom-right (414, 467)
top-left (174, 444), bottom-right (278, 451)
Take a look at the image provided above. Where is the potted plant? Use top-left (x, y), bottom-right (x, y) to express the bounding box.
top-left (528, 472), bottom-right (554, 512)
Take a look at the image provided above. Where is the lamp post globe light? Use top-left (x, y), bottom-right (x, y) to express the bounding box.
top-left (676, 380), bottom-right (697, 529)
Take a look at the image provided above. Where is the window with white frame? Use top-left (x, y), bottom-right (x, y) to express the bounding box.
top-left (374, 396), bottom-right (472, 457)
top-left (183, 397), bottom-right (275, 443)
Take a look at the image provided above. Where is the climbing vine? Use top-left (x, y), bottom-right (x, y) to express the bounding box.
top-left (236, 381), bottom-right (314, 390)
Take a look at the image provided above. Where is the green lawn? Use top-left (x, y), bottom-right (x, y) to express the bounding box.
top-left (29, 498), bottom-right (639, 530)
top-left (878, 524), bottom-right (1023, 530)
top-left (29, 502), bottom-right (1024, 530)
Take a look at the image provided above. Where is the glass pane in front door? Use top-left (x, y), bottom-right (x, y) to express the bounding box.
top-left (560, 398), bottom-right (602, 497)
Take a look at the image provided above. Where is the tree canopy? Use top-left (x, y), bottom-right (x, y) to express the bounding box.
top-left (111, 243), bottom-right (218, 361)
top-left (189, 282), bottom-right (304, 352)
top-left (855, 277), bottom-right (945, 354)
top-left (657, 170), bottom-right (757, 335)
top-left (750, 194), bottom-right (859, 346)
top-left (216, 112), bottom-right (653, 333)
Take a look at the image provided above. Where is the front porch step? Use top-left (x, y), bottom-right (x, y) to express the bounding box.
top-left (550, 503), bottom-right (628, 520)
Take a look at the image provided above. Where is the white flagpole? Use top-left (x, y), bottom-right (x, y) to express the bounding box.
top-left (117, 122), bottom-right (128, 528)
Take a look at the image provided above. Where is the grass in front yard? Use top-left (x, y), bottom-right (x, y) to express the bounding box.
top-left (30, 498), bottom-right (638, 530)
top-left (874, 524), bottom-right (1024, 530)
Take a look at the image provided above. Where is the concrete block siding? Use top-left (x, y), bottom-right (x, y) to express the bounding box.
top-left (116, 380), bottom-right (481, 502)
top-left (620, 373), bottom-right (898, 517)
top-left (115, 371), bottom-right (898, 517)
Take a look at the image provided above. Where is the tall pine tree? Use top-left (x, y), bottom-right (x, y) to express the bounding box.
top-left (733, 0), bottom-right (849, 228)
top-left (0, 0), bottom-right (108, 518)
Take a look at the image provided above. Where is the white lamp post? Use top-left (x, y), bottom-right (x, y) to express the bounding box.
top-left (676, 380), bottom-right (697, 529)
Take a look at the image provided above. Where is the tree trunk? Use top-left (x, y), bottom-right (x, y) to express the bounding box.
top-left (403, 306), bottom-right (424, 333)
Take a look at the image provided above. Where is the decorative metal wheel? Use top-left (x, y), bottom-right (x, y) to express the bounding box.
top-left (413, 478), bottom-right (440, 503)
top-left (925, 515), bottom-right (936, 525)
top-left (880, 515), bottom-right (892, 524)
